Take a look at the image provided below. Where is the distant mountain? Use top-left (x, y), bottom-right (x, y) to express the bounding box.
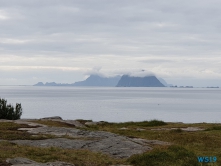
top-left (73, 75), bottom-right (121, 86)
top-left (34, 75), bottom-right (121, 87)
top-left (116, 75), bottom-right (165, 87)
top-left (33, 82), bottom-right (71, 86)
top-left (34, 82), bottom-right (44, 86)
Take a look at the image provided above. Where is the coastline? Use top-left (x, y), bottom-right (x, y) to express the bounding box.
top-left (0, 117), bottom-right (220, 165)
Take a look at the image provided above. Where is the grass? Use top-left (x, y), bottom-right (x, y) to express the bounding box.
top-left (205, 126), bottom-right (221, 131)
top-left (128, 145), bottom-right (200, 166)
top-left (84, 120), bottom-right (221, 166)
top-left (0, 121), bottom-right (125, 166)
top-left (0, 122), bottom-right (55, 140)
top-left (31, 120), bottom-right (77, 128)
top-left (1, 120), bottom-right (221, 165)
top-left (0, 141), bottom-right (126, 166)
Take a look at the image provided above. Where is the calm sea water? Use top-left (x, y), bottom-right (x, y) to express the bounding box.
top-left (0, 86), bottom-right (221, 123)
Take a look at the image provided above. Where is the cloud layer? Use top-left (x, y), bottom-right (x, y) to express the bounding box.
top-left (0, 0), bottom-right (221, 86)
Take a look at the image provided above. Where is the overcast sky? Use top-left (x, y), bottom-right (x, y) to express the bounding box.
top-left (0, 0), bottom-right (221, 86)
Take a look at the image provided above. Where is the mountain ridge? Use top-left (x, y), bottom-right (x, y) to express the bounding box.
top-left (116, 75), bottom-right (165, 87)
top-left (34, 74), bottom-right (167, 87)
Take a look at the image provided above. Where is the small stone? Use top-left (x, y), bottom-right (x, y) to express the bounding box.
top-left (15, 120), bottom-right (47, 127)
top-left (119, 127), bottom-right (128, 130)
top-left (17, 128), bottom-right (35, 132)
top-left (6, 157), bottom-right (36, 165)
top-left (41, 116), bottom-right (63, 120)
top-left (181, 127), bottom-right (204, 132)
top-left (136, 128), bottom-right (145, 131)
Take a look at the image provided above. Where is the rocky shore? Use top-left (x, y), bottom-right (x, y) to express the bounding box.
top-left (1, 116), bottom-right (208, 166)
top-left (0, 116), bottom-right (172, 166)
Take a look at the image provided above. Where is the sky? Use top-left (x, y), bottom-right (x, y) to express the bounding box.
top-left (0, 0), bottom-right (221, 87)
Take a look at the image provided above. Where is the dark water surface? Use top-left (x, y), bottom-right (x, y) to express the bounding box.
top-left (0, 86), bottom-right (220, 123)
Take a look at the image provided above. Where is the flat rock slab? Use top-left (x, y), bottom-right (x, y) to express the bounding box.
top-left (0, 119), bottom-right (47, 127)
top-left (0, 118), bottom-right (85, 128)
top-left (20, 126), bottom-right (121, 139)
top-left (132, 138), bottom-right (171, 146)
top-left (11, 127), bottom-right (156, 158)
top-left (1, 119), bottom-right (170, 158)
top-left (0, 119), bottom-right (14, 122)
top-left (180, 127), bottom-right (204, 131)
top-left (6, 157), bottom-right (75, 166)
top-left (40, 119), bottom-right (86, 128)
top-left (15, 120), bottom-right (47, 127)
top-left (11, 137), bottom-right (151, 158)
top-left (41, 116), bottom-right (63, 120)
top-left (85, 121), bottom-right (104, 126)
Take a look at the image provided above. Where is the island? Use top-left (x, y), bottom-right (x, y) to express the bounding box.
top-left (116, 75), bottom-right (165, 87)
top-left (34, 74), bottom-right (168, 87)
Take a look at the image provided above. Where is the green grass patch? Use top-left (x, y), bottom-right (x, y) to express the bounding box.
top-left (116, 119), bottom-right (168, 127)
top-left (85, 119), bottom-right (168, 132)
top-left (0, 122), bottom-right (36, 131)
top-left (145, 119), bottom-right (168, 127)
top-left (128, 145), bottom-right (200, 166)
top-left (1, 120), bottom-right (221, 165)
top-left (0, 141), bottom-right (126, 166)
top-left (113, 119), bottom-right (167, 127)
top-left (205, 125), bottom-right (221, 131)
top-left (170, 128), bottom-right (183, 133)
top-left (31, 120), bottom-right (77, 128)
top-left (85, 121), bottom-right (221, 165)
top-left (0, 122), bottom-right (55, 140)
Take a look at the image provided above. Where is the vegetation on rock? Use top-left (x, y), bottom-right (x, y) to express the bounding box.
top-left (128, 145), bottom-right (199, 166)
top-left (1, 119), bottom-right (221, 165)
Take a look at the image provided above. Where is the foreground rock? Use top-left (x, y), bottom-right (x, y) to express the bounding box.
top-left (0, 118), bottom-right (170, 159)
top-left (6, 157), bottom-right (74, 166)
top-left (3, 117), bottom-right (87, 128)
top-left (40, 117), bottom-right (86, 128)
top-left (12, 126), bottom-right (158, 158)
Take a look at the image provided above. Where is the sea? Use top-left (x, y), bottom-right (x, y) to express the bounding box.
top-left (0, 86), bottom-right (221, 123)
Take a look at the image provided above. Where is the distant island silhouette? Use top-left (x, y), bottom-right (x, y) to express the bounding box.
top-left (34, 74), bottom-right (169, 87)
top-left (116, 75), bottom-right (165, 87)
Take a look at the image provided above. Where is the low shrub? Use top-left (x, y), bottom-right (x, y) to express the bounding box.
top-left (170, 128), bottom-right (183, 133)
top-left (147, 119), bottom-right (167, 126)
top-left (128, 145), bottom-right (199, 166)
top-left (0, 98), bottom-right (22, 120)
top-left (206, 126), bottom-right (221, 131)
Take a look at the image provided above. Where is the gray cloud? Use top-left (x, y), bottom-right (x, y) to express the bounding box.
top-left (141, 59), bottom-right (174, 64)
top-left (0, 0), bottom-right (221, 85)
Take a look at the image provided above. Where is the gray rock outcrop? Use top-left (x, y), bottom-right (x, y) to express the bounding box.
top-left (41, 116), bottom-right (63, 120)
top-left (12, 126), bottom-right (154, 158)
top-left (1, 118), bottom-right (170, 159)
